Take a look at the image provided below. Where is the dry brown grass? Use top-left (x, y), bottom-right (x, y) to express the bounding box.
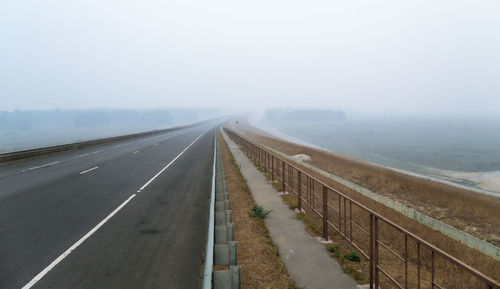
top-left (227, 123), bottom-right (500, 288)
top-left (218, 132), bottom-right (295, 289)
top-left (250, 131), bottom-right (500, 245)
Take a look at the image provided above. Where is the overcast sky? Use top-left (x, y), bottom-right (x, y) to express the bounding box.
top-left (1, 0), bottom-right (499, 115)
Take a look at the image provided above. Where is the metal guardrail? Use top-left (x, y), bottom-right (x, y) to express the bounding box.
top-left (224, 128), bottom-right (499, 289)
top-left (0, 123), bottom-right (199, 163)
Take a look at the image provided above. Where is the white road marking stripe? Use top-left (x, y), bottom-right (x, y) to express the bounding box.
top-left (79, 166), bottom-right (99, 175)
top-left (92, 150), bottom-right (102, 154)
top-left (22, 194), bottom-right (136, 289)
top-left (113, 145), bottom-right (121, 149)
top-left (137, 131), bottom-right (206, 193)
top-left (77, 153), bottom-right (90, 158)
top-left (133, 150), bottom-right (140, 154)
top-left (24, 161), bottom-right (60, 172)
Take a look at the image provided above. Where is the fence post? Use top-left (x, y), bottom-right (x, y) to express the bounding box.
top-left (271, 155), bottom-right (274, 181)
top-left (375, 216), bottom-right (379, 289)
top-left (264, 151), bottom-right (267, 173)
top-left (282, 161), bottom-right (285, 192)
top-left (322, 185), bottom-right (328, 240)
top-left (432, 250), bottom-right (435, 289)
top-left (370, 213), bottom-right (374, 289)
top-left (298, 171), bottom-right (302, 211)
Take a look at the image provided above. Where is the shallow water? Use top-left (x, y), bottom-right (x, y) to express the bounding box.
top-left (261, 115), bottom-right (500, 173)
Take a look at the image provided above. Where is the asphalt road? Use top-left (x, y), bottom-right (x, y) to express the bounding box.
top-left (0, 121), bottom-right (219, 289)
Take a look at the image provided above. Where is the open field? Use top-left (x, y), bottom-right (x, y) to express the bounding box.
top-left (226, 121), bottom-right (500, 288)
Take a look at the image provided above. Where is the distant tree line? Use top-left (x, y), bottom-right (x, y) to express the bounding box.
top-left (265, 108), bottom-right (346, 122)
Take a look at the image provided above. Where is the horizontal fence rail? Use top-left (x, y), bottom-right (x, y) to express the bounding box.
top-left (224, 127), bottom-right (499, 289)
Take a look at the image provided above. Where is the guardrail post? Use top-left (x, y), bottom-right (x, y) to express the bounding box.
top-left (322, 185), bottom-right (328, 240)
top-left (298, 171), bottom-right (302, 211)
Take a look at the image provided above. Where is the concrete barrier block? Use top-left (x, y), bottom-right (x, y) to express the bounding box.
top-left (225, 210), bottom-right (232, 224)
top-left (226, 223), bottom-right (234, 242)
top-left (213, 266), bottom-right (241, 289)
top-left (216, 193), bottom-right (225, 201)
top-left (231, 266), bottom-right (241, 289)
top-left (215, 212), bottom-right (226, 226)
top-left (228, 241), bottom-right (237, 266)
top-left (215, 201), bottom-right (225, 212)
top-left (214, 244), bottom-right (229, 265)
top-left (224, 200), bottom-right (230, 210)
top-left (213, 269), bottom-right (232, 289)
top-left (215, 225), bottom-right (228, 244)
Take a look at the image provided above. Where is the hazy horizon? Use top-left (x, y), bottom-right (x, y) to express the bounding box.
top-left (1, 0), bottom-right (499, 115)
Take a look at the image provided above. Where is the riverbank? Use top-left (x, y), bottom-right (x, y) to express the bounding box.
top-left (231, 118), bottom-right (500, 246)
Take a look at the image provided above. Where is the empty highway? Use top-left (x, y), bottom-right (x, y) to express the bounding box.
top-left (0, 121), bottom-right (219, 289)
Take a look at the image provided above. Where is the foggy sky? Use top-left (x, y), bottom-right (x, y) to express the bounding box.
top-left (1, 0), bottom-right (499, 115)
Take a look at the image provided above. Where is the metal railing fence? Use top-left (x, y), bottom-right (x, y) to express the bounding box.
top-left (224, 128), bottom-right (499, 289)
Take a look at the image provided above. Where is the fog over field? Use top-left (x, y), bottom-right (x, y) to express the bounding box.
top-left (1, 0), bottom-right (499, 115)
top-left (254, 109), bottom-right (500, 193)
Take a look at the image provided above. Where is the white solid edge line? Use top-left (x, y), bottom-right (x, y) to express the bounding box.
top-left (202, 129), bottom-right (216, 289)
top-left (22, 194), bottom-right (136, 289)
top-left (136, 131), bottom-right (206, 193)
top-left (79, 166), bottom-right (99, 175)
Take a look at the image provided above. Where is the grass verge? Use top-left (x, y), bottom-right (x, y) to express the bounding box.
top-left (218, 131), bottom-right (295, 289)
